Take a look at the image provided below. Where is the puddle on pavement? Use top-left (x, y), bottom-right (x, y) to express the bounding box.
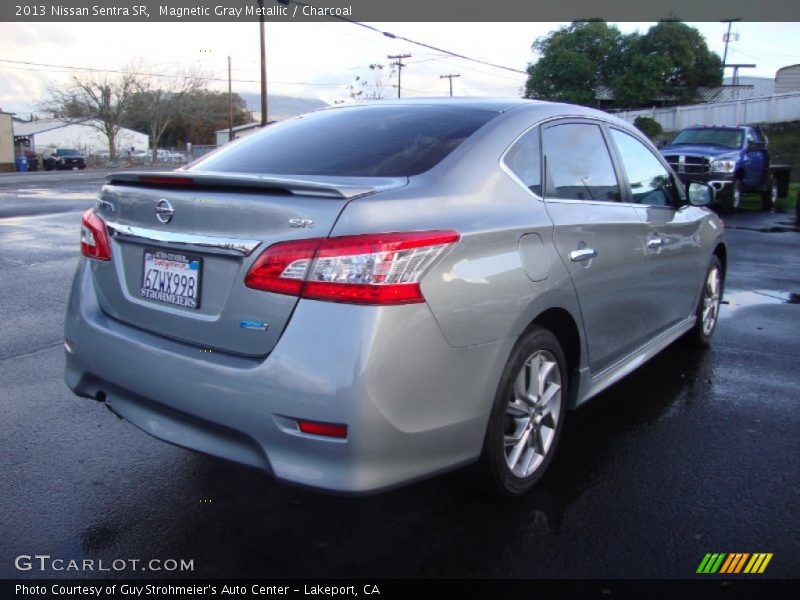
top-left (725, 220), bottom-right (800, 233)
top-left (721, 289), bottom-right (800, 317)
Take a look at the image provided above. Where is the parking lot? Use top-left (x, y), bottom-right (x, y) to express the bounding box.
top-left (1, 169), bottom-right (798, 579)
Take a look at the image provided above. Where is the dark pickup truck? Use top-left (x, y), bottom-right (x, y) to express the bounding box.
top-left (660, 125), bottom-right (791, 213)
top-left (42, 148), bottom-right (87, 171)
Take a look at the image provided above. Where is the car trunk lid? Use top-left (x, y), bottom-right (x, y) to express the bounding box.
top-left (90, 171), bottom-right (406, 356)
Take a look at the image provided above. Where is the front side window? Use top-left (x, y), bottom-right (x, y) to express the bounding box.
top-left (610, 129), bottom-right (676, 207)
top-left (542, 123), bottom-right (620, 202)
top-left (503, 127), bottom-right (541, 196)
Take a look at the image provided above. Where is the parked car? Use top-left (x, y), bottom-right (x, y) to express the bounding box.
top-left (660, 125), bottom-right (791, 213)
top-left (157, 149), bottom-right (186, 163)
top-left (43, 148), bottom-right (87, 171)
top-left (65, 99), bottom-right (725, 496)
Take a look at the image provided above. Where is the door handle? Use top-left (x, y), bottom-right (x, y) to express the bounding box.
top-left (647, 237), bottom-right (665, 249)
top-left (569, 248), bottom-right (597, 262)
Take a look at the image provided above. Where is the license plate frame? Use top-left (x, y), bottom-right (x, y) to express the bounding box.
top-left (140, 248), bottom-right (203, 310)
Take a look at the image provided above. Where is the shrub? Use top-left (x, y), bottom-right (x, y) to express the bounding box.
top-left (634, 116), bottom-right (663, 140)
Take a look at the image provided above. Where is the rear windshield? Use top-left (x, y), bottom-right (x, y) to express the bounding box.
top-left (669, 128), bottom-right (743, 149)
top-left (188, 105), bottom-right (499, 177)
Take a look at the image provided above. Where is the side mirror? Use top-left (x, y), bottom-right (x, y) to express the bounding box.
top-left (687, 181), bottom-right (713, 207)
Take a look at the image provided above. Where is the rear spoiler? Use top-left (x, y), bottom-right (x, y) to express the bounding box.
top-left (105, 171), bottom-right (406, 200)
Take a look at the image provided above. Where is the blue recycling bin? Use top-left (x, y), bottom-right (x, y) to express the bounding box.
top-left (15, 156), bottom-right (28, 172)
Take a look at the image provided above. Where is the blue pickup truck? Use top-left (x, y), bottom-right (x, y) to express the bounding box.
top-left (660, 125), bottom-right (791, 213)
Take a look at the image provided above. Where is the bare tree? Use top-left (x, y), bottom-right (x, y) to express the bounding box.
top-left (43, 70), bottom-right (139, 161)
top-left (129, 65), bottom-right (207, 162)
top-left (346, 64), bottom-right (396, 101)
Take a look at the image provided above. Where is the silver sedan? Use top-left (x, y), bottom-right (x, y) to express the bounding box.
top-left (65, 99), bottom-right (725, 496)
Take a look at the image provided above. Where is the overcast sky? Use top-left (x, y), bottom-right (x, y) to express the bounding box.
top-left (0, 21), bottom-right (797, 115)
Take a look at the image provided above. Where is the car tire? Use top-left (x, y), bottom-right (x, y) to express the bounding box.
top-left (796, 189), bottom-right (800, 222)
top-left (761, 177), bottom-right (778, 212)
top-left (686, 256), bottom-right (723, 348)
top-left (722, 180), bottom-right (742, 214)
top-left (480, 326), bottom-right (567, 498)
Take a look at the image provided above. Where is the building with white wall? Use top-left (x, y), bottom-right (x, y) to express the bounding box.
top-left (0, 111), bottom-right (14, 171)
top-left (12, 118), bottom-right (149, 156)
top-left (214, 122), bottom-right (264, 147)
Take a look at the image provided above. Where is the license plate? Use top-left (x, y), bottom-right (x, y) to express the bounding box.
top-left (141, 248), bottom-right (202, 309)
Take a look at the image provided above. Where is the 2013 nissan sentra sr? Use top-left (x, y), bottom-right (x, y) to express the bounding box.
top-left (65, 99), bottom-right (725, 496)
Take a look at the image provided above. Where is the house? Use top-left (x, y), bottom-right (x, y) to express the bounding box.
top-left (12, 118), bottom-right (149, 157)
top-left (722, 76), bottom-right (776, 98)
top-left (214, 122), bottom-right (267, 147)
top-left (215, 94), bottom-right (328, 147)
top-left (0, 110), bottom-right (14, 172)
top-left (775, 64), bottom-right (800, 93)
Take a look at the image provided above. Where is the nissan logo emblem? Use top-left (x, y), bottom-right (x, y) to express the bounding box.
top-left (155, 199), bottom-right (174, 224)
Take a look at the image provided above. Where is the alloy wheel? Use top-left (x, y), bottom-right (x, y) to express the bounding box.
top-left (733, 181), bottom-right (742, 209)
top-left (702, 266), bottom-right (722, 336)
top-left (770, 179), bottom-right (779, 212)
top-left (504, 350), bottom-right (562, 478)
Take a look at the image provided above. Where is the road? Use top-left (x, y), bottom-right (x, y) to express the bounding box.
top-left (1, 170), bottom-right (798, 580)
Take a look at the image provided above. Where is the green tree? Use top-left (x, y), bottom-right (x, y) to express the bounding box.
top-left (636, 20), bottom-right (723, 104)
top-left (167, 90), bottom-right (251, 146)
top-left (524, 20), bottom-right (723, 109)
top-left (524, 21), bottom-right (624, 105)
top-left (610, 34), bottom-right (670, 109)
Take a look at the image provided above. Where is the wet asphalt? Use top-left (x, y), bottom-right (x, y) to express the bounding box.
top-left (0, 171), bottom-right (798, 580)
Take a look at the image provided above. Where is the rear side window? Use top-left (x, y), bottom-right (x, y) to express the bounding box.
top-left (189, 105), bottom-right (499, 177)
top-left (503, 127), bottom-right (541, 196)
top-left (542, 123), bottom-right (620, 202)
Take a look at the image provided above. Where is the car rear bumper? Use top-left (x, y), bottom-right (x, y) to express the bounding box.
top-left (65, 260), bottom-right (511, 493)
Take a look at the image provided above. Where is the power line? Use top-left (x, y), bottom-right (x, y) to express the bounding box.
top-left (279, 0), bottom-right (526, 75)
top-left (0, 58), bottom-right (347, 86)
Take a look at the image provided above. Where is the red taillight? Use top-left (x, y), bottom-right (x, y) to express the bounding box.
top-left (244, 231), bottom-right (460, 305)
top-left (297, 420), bottom-right (348, 439)
top-left (137, 175), bottom-right (194, 186)
top-left (80, 209), bottom-right (111, 261)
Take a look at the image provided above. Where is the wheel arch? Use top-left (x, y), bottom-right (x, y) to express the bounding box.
top-left (525, 307), bottom-right (582, 409)
top-left (713, 242), bottom-right (727, 283)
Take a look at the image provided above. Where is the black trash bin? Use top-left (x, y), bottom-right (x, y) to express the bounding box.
top-left (24, 151), bottom-right (39, 171)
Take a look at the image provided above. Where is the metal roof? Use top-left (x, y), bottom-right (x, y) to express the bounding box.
top-left (12, 118), bottom-right (90, 136)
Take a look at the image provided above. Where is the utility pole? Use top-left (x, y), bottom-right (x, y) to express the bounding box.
top-left (440, 73), bottom-right (460, 97)
top-left (227, 56), bottom-right (233, 143)
top-left (721, 18), bottom-right (741, 69)
top-left (388, 54), bottom-right (411, 98)
top-left (726, 63), bottom-right (756, 87)
top-left (257, 0), bottom-right (268, 126)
